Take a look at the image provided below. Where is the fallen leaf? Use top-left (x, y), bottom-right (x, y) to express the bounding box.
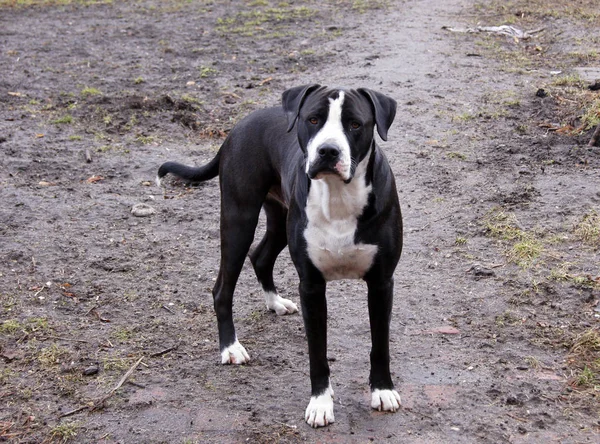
top-left (86, 175), bottom-right (104, 183)
top-left (35, 134), bottom-right (45, 138)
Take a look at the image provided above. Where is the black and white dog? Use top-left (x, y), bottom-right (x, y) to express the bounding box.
top-left (157, 85), bottom-right (403, 427)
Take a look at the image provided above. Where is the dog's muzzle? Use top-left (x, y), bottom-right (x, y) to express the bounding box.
top-left (307, 144), bottom-right (350, 181)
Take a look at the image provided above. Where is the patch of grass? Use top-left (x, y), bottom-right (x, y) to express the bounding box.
top-left (574, 210), bottom-right (600, 246)
top-left (133, 76), bottom-right (145, 85)
top-left (531, 325), bottom-right (571, 349)
top-left (38, 344), bottom-right (68, 367)
top-left (123, 114), bottom-right (138, 131)
top-left (351, 0), bottom-right (390, 13)
top-left (135, 134), bottom-right (157, 145)
top-left (495, 310), bottom-right (522, 327)
top-left (455, 236), bottom-right (468, 245)
top-left (568, 329), bottom-right (600, 389)
top-left (548, 262), bottom-right (598, 288)
top-left (1, 317), bottom-right (48, 335)
top-left (550, 73), bottom-right (586, 88)
top-left (483, 208), bottom-right (546, 267)
top-left (484, 208), bottom-right (524, 241)
top-left (111, 327), bottom-right (133, 341)
top-left (68, 135), bottom-right (83, 141)
top-left (525, 356), bottom-right (541, 369)
top-left (568, 49), bottom-right (600, 64)
top-left (180, 94), bottom-right (202, 105)
top-left (50, 421), bottom-right (79, 443)
top-left (0, 319), bottom-right (23, 334)
top-left (508, 235), bottom-right (543, 268)
top-left (571, 329), bottom-right (600, 355)
top-left (80, 86), bottom-right (102, 97)
top-left (103, 356), bottom-right (132, 371)
top-left (549, 262), bottom-right (574, 281)
top-left (52, 114), bottom-right (73, 125)
top-left (1, 0), bottom-right (112, 6)
top-left (215, 6), bottom-right (316, 38)
top-left (477, 0), bottom-right (600, 27)
top-left (0, 367), bottom-right (13, 384)
top-left (199, 66), bottom-right (217, 78)
top-left (452, 112), bottom-right (475, 122)
top-left (574, 366), bottom-right (596, 387)
top-left (27, 317), bottom-right (49, 331)
top-left (580, 98), bottom-right (600, 132)
top-left (447, 152), bottom-right (467, 161)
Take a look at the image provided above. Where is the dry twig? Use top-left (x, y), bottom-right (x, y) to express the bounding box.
top-left (150, 344), bottom-right (179, 358)
top-left (38, 336), bottom-right (89, 343)
top-left (91, 356), bottom-right (144, 411)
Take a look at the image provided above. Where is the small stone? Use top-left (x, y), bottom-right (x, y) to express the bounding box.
top-left (83, 365), bottom-right (99, 376)
top-left (131, 203), bottom-right (156, 217)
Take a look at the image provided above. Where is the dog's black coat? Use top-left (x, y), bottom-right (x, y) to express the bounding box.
top-left (158, 85), bottom-right (402, 427)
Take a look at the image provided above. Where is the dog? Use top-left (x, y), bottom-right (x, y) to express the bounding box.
top-left (157, 85), bottom-right (403, 427)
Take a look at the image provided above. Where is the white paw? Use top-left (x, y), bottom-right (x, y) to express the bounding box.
top-left (305, 384), bottom-right (334, 428)
top-left (220, 340), bottom-right (250, 365)
top-left (265, 292), bottom-right (299, 316)
top-left (371, 388), bottom-right (401, 412)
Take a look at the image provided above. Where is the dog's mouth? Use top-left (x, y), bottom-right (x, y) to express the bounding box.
top-left (307, 160), bottom-right (351, 182)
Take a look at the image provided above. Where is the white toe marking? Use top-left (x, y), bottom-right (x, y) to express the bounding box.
top-left (220, 339), bottom-right (250, 365)
top-left (305, 384), bottom-right (335, 428)
top-left (265, 291), bottom-right (299, 316)
top-left (371, 389), bottom-right (401, 412)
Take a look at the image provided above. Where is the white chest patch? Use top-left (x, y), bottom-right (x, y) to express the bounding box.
top-left (304, 153), bottom-right (377, 281)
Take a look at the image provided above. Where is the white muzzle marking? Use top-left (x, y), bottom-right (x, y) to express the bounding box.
top-left (305, 91), bottom-right (351, 181)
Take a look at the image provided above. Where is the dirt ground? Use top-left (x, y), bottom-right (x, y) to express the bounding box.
top-left (1, 0), bottom-right (599, 442)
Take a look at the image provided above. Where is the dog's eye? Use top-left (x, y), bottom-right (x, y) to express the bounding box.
top-left (350, 121), bottom-right (361, 130)
top-left (309, 117), bottom-right (319, 125)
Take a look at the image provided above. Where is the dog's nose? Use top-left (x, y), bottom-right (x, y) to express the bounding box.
top-left (318, 145), bottom-right (340, 159)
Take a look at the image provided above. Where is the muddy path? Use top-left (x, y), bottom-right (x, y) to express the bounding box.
top-left (1, 0), bottom-right (599, 443)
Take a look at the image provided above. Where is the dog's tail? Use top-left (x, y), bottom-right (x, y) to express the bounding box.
top-left (157, 150), bottom-right (221, 186)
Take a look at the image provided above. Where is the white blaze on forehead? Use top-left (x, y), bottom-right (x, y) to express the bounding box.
top-left (306, 91), bottom-right (351, 180)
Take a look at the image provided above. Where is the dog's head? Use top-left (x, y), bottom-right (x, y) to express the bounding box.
top-left (282, 85), bottom-right (396, 183)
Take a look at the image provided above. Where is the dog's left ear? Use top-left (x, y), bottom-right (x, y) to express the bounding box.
top-left (282, 84), bottom-right (321, 132)
top-left (358, 88), bottom-right (397, 141)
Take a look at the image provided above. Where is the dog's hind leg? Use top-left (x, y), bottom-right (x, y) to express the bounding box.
top-left (249, 198), bottom-right (298, 316)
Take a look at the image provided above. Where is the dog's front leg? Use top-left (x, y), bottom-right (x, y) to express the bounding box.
top-left (367, 278), bottom-right (401, 412)
top-left (300, 279), bottom-right (334, 428)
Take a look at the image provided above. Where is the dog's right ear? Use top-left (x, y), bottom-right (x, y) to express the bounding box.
top-left (282, 84), bottom-right (321, 132)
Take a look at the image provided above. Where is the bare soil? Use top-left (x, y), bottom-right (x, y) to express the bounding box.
top-left (1, 0), bottom-right (599, 443)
